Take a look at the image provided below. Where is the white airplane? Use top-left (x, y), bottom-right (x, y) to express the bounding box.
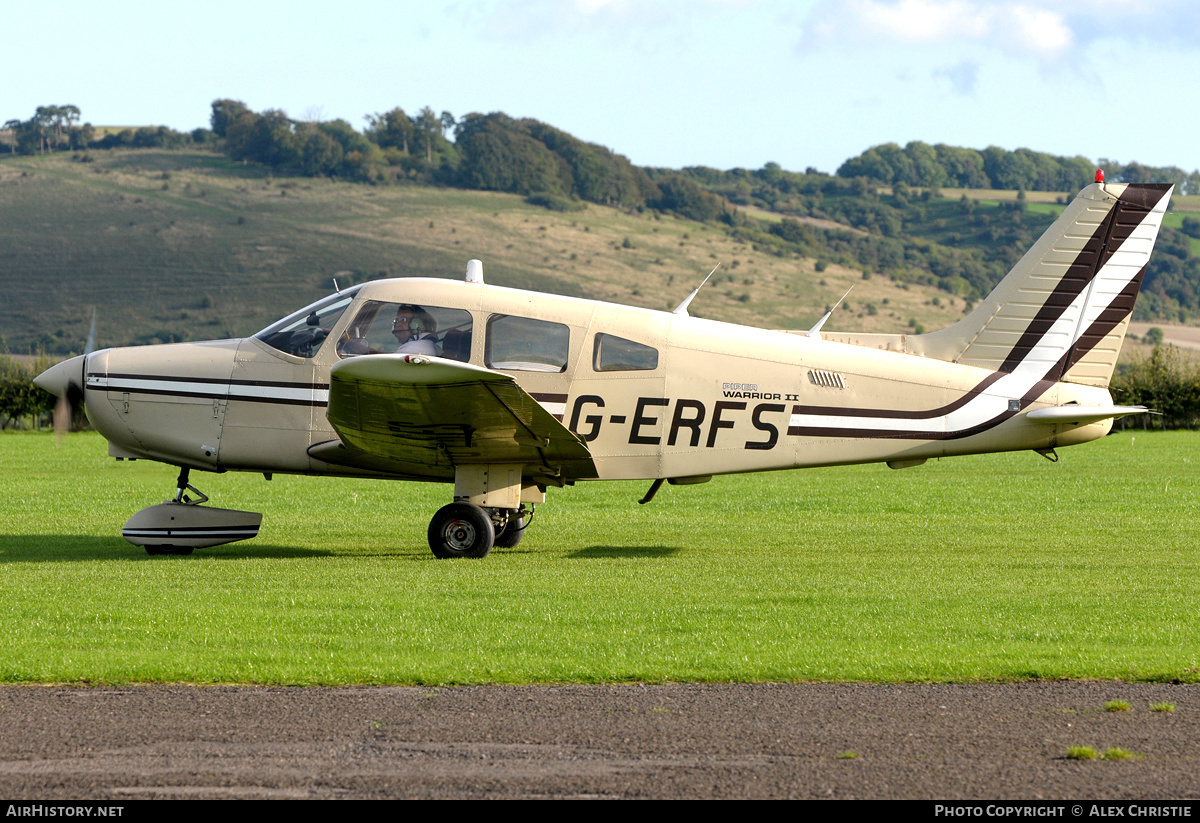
top-left (35, 177), bottom-right (1172, 559)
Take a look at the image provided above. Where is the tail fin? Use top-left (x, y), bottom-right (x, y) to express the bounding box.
top-left (911, 182), bottom-right (1172, 387)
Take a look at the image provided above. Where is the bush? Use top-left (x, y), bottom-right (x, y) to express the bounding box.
top-left (526, 192), bottom-right (586, 212)
top-left (0, 353), bottom-right (57, 429)
top-left (1111, 345), bottom-right (1200, 429)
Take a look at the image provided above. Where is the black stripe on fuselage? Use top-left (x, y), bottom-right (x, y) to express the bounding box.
top-left (790, 372), bottom-right (1006, 420)
top-left (784, 377), bottom-right (1058, 441)
top-left (100, 373), bottom-right (330, 390)
top-left (87, 373), bottom-right (330, 407)
top-left (784, 273), bottom-right (1144, 443)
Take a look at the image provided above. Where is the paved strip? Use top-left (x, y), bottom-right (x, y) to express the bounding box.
top-left (0, 682), bottom-right (1196, 799)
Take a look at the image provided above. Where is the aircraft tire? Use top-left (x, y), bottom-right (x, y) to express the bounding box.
top-left (428, 503), bottom-right (495, 559)
top-left (493, 514), bottom-right (525, 549)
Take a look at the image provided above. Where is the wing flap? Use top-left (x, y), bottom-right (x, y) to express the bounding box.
top-left (322, 354), bottom-right (595, 481)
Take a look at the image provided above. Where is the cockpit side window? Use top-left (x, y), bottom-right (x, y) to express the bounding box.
top-left (593, 333), bottom-right (659, 371)
top-left (485, 315), bottom-right (570, 372)
top-left (254, 289), bottom-right (359, 358)
top-left (336, 301), bottom-right (474, 362)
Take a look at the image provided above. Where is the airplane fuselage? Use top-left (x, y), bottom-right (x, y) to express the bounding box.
top-left (77, 275), bottom-right (1111, 485)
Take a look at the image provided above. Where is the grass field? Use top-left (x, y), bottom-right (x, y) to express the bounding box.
top-left (1, 431), bottom-right (1198, 685)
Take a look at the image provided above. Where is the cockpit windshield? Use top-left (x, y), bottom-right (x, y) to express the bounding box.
top-left (254, 287), bottom-right (361, 358)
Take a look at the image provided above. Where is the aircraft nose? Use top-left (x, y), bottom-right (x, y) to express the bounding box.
top-left (33, 355), bottom-right (86, 399)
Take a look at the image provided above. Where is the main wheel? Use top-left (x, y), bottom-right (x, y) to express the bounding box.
top-left (428, 503), bottom-right (495, 559)
top-left (493, 514), bottom-right (526, 549)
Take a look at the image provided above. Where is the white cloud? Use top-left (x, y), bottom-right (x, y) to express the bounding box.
top-left (801, 1), bottom-right (1076, 60)
top-left (1002, 6), bottom-right (1074, 59)
top-left (851, 1), bottom-right (990, 45)
top-left (800, 0), bottom-right (1200, 60)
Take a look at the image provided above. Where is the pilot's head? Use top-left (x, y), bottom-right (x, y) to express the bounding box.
top-left (392, 305), bottom-right (435, 344)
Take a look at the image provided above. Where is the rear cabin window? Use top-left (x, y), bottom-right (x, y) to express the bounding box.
top-left (336, 301), bottom-right (473, 362)
top-left (485, 315), bottom-right (570, 372)
top-left (593, 333), bottom-right (659, 372)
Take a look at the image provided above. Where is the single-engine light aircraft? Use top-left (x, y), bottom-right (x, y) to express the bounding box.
top-left (36, 179), bottom-right (1172, 558)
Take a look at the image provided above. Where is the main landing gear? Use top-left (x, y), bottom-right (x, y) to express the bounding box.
top-left (427, 503), bottom-right (532, 559)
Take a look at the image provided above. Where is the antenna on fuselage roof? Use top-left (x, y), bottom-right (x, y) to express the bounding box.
top-left (465, 259), bottom-right (484, 284)
top-left (672, 263), bottom-right (720, 316)
top-left (805, 286), bottom-right (852, 339)
top-left (332, 277), bottom-right (341, 293)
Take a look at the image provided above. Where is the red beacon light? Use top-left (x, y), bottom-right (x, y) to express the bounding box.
top-left (1095, 169), bottom-right (1105, 183)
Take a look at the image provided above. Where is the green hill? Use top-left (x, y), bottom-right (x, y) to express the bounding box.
top-left (0, 149), bottom-right (980, 355)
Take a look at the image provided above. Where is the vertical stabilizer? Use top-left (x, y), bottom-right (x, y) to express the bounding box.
top-left (910, 182), bottom-right (1172, 387)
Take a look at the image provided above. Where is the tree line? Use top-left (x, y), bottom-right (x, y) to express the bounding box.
top-left (206, 101), bottom-right (727, 221)
top-left (3, 101), bottom-right (1196, 320)
top-left (836, 140), bottom-right (1200, 195)
top-left (4, 105), bottom-right (88, 153)
top-left (2, 104), bottom-right (205, 154)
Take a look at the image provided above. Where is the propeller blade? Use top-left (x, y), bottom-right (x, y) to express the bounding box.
top-left (84, 308), bottom-right (97, 356)
top-left (53, 394), bottom-right (72, 441)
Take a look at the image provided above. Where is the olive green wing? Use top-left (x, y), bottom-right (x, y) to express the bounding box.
top-left (311, 354), bottom-right (595, 485)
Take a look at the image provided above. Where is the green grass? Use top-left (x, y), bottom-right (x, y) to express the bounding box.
top-left (1, 430), bottom-right (1199, 684)
top-left (1150, 702), bottom-right (1175, 712)
top-left (1101, 748), bottom-right (1141, 761)
top-left (1066, 746), bottom-right (1098, 760)
top-left (1104, 700), bottom-right (1131, 712)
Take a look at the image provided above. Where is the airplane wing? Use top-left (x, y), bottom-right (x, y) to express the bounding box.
top-left (312, 354), bottom-right (596, 485)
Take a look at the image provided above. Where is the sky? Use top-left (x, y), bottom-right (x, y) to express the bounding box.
top-left (8, 0), bottom-right (1200, 175)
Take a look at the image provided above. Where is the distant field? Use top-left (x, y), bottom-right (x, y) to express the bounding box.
top-left (1, 430), bottom-right (1197, 684)
top-left (4, 150), bottom-right (1195, 355)
top-left (939, 188), bottom-right (1200, 212)
top-left (0, 150), bottom-right (998, 354)
top-left (1126, 323), bottom-right (1200, 362)
top-left (930, 187), bottom-right (1070, 204)
top-left (939, 186), bottom-right (1200, 259)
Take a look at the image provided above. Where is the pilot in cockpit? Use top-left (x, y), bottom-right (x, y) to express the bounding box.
top-left (392, 304), bottom-right (439, 355)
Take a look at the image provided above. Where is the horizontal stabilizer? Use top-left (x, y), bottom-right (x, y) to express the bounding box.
top-left (1026, 405), bottom-right (1147, 424)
